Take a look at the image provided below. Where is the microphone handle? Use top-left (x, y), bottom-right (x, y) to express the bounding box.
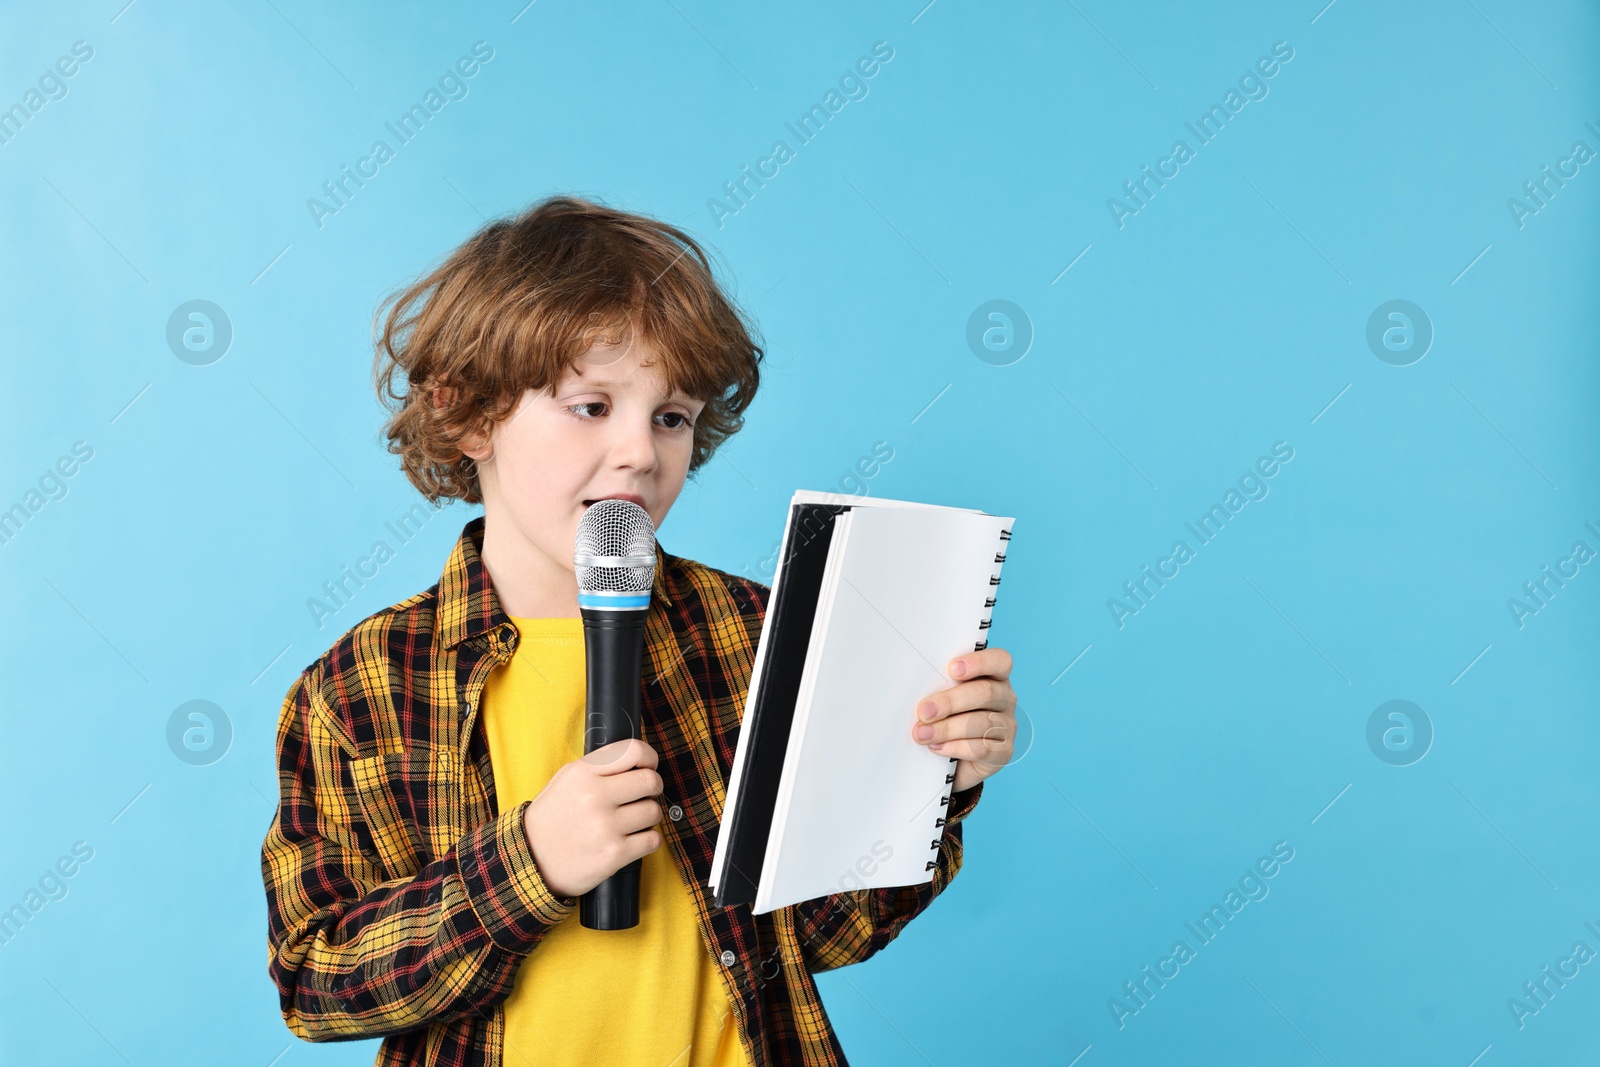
top-left (579, 607), bottom-right (649, 930)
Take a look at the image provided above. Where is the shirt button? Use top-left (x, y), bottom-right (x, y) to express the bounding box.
top-left (720, 949), bottom-right (736, 966)
top-left (668, 804), bottom-right (683, 822)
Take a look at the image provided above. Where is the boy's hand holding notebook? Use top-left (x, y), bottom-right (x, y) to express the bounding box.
top-left (711, 491), bottom-right (1018, 914)
top-left (913, 643), bottom-right (1017, 794)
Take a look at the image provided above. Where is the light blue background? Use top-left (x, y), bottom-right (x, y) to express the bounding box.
top-left (2, 1), bottom-right (1597, 1063)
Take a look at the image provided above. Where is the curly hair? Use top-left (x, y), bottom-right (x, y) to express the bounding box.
top-left (373, 195), bottom-right (764, 505)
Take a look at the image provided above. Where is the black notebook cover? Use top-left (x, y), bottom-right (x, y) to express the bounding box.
top-left (713, 502), bottom-right (847, 909)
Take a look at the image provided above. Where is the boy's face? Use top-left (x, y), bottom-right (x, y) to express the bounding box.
top-left (462, 333), bottom-right (707, 594)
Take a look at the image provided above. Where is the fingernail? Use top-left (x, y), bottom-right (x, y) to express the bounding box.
top-left (929, 742), bottom-right (945, 752)
top-left (951, 660), bottom-right (968, 678)
top-left (918, 701), bottom-right (937, 720)
top-left (915, 724), bottom-right (934, 741)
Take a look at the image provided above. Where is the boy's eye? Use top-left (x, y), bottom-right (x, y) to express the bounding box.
top-left (572, 403), bottom-right (697, 431)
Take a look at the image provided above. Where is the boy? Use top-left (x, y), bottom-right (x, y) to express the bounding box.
top-left (260, 195), bottom-right (1019, 1067)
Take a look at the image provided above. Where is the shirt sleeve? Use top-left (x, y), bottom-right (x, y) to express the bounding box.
top-left (788, 780), bottom-right (983, 974)
top-left (260, 671), bottom-right (577, 1040)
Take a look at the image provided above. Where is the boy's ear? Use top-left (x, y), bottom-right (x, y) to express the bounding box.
top-left (430, 385), bottom-right (492, 460)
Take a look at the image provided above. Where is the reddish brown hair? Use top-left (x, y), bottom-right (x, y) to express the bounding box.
top-left (373, 195), bottom-right (764, 505)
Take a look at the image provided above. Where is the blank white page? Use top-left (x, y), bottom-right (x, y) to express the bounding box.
top-left (753, 504), bottom-right (1011, 913)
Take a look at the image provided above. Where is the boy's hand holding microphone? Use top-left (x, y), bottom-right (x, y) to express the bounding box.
top-left (522, 738), bottom-right (664, 900)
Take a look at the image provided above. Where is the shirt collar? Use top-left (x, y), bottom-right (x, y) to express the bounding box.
top-left (437, 514), bottom-right (675, 650)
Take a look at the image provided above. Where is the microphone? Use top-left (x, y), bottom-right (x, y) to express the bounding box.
top-left (573, 498), bottom-right (657, 930)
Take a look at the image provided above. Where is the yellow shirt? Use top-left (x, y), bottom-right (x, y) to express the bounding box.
top-left (481, 616), bottom-right (752, 1067)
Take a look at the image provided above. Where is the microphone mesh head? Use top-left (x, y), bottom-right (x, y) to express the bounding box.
top-left (574, 499), bottom-right (657, 595)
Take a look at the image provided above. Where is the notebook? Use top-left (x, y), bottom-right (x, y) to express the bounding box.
top-left (709, 490), bottom-right (1014, 914)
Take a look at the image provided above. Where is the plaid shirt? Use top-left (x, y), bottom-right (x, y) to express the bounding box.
top-left (261, 514), bottom-right (983, 1067)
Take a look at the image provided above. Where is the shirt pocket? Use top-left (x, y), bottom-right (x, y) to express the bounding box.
top-left (347, 744), bottom-right (459, 877)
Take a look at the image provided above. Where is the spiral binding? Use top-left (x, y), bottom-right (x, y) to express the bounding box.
top-left (929, 522), bottom-right (1013, 872)
top-left (973, 526), bottom-right (1012, 652)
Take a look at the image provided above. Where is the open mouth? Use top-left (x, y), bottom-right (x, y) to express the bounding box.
top-left (583, 493), bottom-right (647, 509)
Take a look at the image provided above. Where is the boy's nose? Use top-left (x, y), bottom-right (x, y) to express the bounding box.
top-left (608, 416), bottom-right (658, 473)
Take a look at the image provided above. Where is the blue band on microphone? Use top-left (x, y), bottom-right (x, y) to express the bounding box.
top-left (578, 592), bottom-right (651, 610)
